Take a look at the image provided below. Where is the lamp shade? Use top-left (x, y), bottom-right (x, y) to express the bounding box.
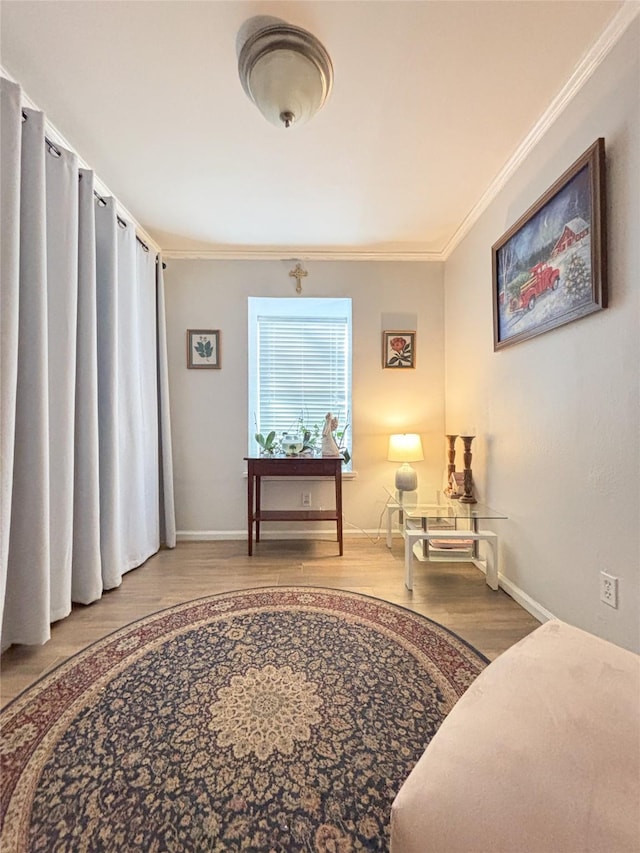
top-left (388, 434), bottom-right (424, 491)
top-left (238, 21), bottom-right (333, 128)
top-left (388, 434), bottom-right (424, 463)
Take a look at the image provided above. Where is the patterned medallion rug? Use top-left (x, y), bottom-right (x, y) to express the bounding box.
top-left (1, 587), bottom-right (487, 852)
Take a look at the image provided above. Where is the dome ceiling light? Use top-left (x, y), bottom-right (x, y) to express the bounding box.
top-left (238, 19), bottom-right (333, 129)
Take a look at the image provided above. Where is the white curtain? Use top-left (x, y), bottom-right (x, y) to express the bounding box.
top-left (0, 77), bottom-right (176, 648)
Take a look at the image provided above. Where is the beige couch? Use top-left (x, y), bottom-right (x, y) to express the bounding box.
top-left (391, 620), bottom-right (640, 853)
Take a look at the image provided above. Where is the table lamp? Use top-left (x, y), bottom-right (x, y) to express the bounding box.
top-left (388, 434), bottom-right (424, 491)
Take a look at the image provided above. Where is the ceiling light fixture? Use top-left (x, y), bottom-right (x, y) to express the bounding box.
top-left (238, 19), bottom-right (333, 129)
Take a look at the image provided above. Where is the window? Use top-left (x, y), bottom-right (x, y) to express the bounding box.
top-left (248, 297), bottom-right (352, 465)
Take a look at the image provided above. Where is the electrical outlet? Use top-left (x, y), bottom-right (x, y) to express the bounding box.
top-left (301, 492), bottom-right (312, 508)
top-left (600, 572), bottom-right (619, 608)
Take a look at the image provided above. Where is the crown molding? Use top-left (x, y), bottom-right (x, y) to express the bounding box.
top-left (163, 2), bottom-right (639, 264)
top-left (440, 0), bottom-right (640, 260)
top-left (161, 248), bottom-right (444, 262)
top-left (4, 0), bottom-right (637, 264)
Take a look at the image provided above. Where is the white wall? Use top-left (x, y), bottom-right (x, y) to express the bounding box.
top-left (444, 19), bottom-right (640, 651)
top-left (164, 260), bottom-right (445, 538)
top-left (164, 20), bottom-right (638, 652)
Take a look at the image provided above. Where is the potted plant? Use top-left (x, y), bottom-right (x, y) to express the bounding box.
top-left (254, 430), bottom-right (280, 456)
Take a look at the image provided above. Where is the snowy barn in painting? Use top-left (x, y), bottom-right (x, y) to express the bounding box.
top-left (551, 217), bottom-right (590, 256)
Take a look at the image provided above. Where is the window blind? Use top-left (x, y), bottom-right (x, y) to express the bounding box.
top-left (256, 315), bottom-right (350, 441)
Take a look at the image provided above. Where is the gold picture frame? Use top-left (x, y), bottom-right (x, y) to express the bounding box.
top-left (187, 329), bottom-right (220, 369)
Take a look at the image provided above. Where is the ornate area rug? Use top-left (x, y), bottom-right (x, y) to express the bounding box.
top-left (1, 587), bottom-right (487, 852)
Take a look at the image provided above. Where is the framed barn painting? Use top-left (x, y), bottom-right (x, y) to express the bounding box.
top-left (492, 138), bottom-right (607, 351)
top-left (187, 329), bottom-right (220, 369)
top-left (383, 330), bottom-right (415, 368)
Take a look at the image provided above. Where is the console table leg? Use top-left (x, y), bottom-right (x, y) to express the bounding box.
top-left (255, 475), bottom-right (261, 542)
top-left (335, 470), bottom-right (343, 556)
top-left (247, 469), bottom-right (254, 556)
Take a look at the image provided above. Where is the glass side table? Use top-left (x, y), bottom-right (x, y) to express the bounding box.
top-left (384, 487), bottom-right (507, 591)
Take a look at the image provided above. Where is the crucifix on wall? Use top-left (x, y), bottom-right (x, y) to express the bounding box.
top-left (289, 263), bottom-right (308, 294)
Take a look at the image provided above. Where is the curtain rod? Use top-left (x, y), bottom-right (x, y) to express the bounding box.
top-left (91, 187), bottom-right (165, 265)
top-left (21, 108), bottom-right (165, 265)
top-left (22, 108), bottom-right (63, 158)
top-left (90, 186), bottom-right (148, 252)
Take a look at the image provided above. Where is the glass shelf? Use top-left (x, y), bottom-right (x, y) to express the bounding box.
top-left (384, 486), bottom-right (507, 523)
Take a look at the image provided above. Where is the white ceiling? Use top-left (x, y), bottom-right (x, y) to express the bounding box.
top-left (0, 0), bottom-right (630, 258)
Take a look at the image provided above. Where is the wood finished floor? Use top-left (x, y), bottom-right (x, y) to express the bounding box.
top-left (0, 537), bottom-right (541, 708)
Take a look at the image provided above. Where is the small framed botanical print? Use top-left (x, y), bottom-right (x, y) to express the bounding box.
top-left (187, 329), bottom-right (220, 369)
top-left (382, 330), bottom-right (415, 368)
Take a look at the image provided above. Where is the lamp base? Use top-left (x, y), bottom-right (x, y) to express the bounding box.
top-left (395, 464), bottom-right (417, 492)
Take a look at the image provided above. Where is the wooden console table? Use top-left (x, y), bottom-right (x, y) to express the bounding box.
top-left (244, 456), bottom-right (343, 556)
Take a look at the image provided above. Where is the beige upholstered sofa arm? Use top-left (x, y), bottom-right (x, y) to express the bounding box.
top-left (390, 619), bottom-right (640, 853)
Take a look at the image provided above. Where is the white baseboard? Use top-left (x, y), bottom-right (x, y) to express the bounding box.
top-left (414, 541), bottom-right (554, 625)
top-left (177, 530), bottom-right (245, 541)
top-left (497, 574), bottom-right (555, 624)
top-left (175, 530), bottom-right (554, 624)
top-left (176, 528), bottom-right (380, 542)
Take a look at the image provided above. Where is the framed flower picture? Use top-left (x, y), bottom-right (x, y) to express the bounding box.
top-left (187, 329), bottom-right (220, 369)
top-left (382, 330), bottom-right (415, 369)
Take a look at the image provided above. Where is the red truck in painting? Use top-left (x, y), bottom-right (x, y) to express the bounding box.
top-left (509, 262), bottom-right (560, 312)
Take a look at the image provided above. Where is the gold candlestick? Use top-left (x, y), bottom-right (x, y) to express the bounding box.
top-left (459, 435), bottom-right (477, 503)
